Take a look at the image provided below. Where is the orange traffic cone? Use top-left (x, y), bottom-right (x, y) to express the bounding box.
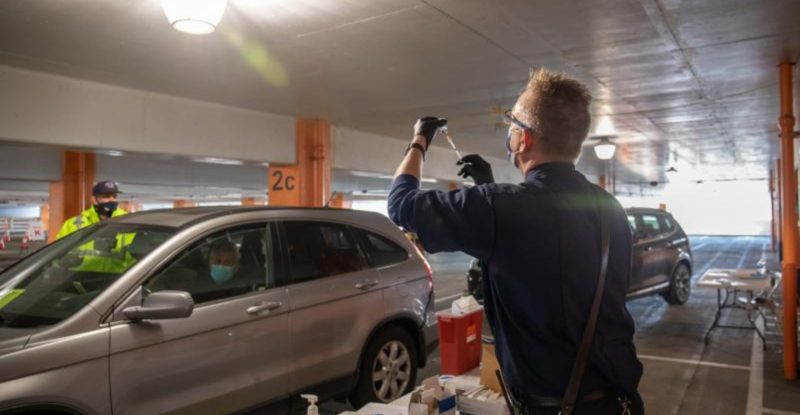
top-left (20, 236), bottom-right (29, 253)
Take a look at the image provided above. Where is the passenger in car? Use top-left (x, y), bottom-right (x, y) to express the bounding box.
top-left (193, 241), bottom-right (253, 303)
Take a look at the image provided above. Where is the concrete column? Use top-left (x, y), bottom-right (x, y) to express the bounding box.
top-left (173, 200), bottom-right (196, 208)
top-left (778, 61), bottom-right (797, 379)
top-left (47, 151), bottom-right (95, 242)
top-left (327, 193), bottom-right (351, 209)
top-left (296, 119), bottom-right (331, 207)
top-left (241, 197), bottom-right (261, 206)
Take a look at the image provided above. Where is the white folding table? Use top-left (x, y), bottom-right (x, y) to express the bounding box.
top-left (697, 268), bottom-right (780, 350)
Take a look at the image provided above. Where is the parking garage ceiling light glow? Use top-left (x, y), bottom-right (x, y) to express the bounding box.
top-left (594, 137), bottom-right (617, 160)
top-left (161, 0), bottom-right (228, 35)
top-left (594, 115), bottom-right (617, 137)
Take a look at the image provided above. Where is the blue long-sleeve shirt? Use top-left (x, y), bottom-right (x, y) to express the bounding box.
top-left (388, 163), bottom-right (642, 399)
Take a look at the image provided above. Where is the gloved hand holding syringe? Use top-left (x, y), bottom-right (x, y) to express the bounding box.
top-left (439, 124), bottom-right (495, 186)
top-left (439, 126), bottom-right (463, 160)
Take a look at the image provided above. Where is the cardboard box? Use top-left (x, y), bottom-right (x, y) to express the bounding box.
top-left (479, 343), bottom-right (501, 393)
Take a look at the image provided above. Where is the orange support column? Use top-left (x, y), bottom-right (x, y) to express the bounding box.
top-left (296, 119), bottom-right (331, 207)
top-left (173, 200), bottom-right (196, 209)
top-left (47, 151), bottom-right (95, 243)
top-left (598, 175), bottom-right (607, 190)
top-left (779, 61), bottom-right (798, 379)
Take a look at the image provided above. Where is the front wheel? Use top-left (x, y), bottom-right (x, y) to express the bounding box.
top-left (349, 326), bottom-right (417, 408)
top-left (663, 263), bottom-right (691, 305)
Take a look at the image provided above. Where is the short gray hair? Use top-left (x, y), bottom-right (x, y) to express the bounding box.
top-left (516, 68), bottom-right (592, 159)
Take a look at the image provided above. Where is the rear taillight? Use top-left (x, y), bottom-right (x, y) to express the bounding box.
top-left (411, 243), bottom-right (433, 290)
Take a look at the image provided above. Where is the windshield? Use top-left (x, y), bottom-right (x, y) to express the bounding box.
top-left (0, 223), bottom-right (175, 328)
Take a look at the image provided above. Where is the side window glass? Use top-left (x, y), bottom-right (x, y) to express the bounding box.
top-left (284, 221), bottom-right (365, 283)
top-left (145, 224), bottom-right (276, 304)
top-left (640, 214), bottom-right (662, 237)
top-left (627, 215), bottom-right (637, 233)
top-left (353, 228), bottom-right (410, 268)
top-left (660, 215), bottom-right (675, 233)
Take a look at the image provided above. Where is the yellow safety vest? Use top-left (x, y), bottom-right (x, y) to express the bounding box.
top-left (56, 207), bottom-right (133, 273)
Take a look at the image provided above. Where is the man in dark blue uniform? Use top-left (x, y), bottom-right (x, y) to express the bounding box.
top-left (388, 69), bottom-right (643, 414)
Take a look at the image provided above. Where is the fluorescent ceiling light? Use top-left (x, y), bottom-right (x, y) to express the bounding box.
top-left (193, 157), bottom-right (243, 165)
top-left (161, 0), bottom-right (228, 35)
top-left (420, 178), bottom-right (439, 183)
top-left (593, 137), bottom-right (616, 160)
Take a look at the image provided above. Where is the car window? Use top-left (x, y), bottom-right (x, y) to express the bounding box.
top-left (145, 224), bottom-right (276, 304)
top-left (627, 215), bottom-right (637, 233)
top-left (352, 227), bottom-right (409, 268)
top-left (660, 215), bottom-right (676, 233)
top-left (283, 221), bottom-right (366, 283)
top-left (0, 224), bottom-right (175, 328)
top-left (640, 214), bottom-right (662, 237)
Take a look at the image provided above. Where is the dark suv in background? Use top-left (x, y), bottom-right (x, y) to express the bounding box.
top-left (467, 207), bottom-right (692, 305)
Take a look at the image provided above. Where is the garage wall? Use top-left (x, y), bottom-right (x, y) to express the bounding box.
top-left (0, 65), bottom-right (296, 164)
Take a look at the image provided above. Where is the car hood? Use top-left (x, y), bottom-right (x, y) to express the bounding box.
top-left (0, 327), bottom-right (35, 357)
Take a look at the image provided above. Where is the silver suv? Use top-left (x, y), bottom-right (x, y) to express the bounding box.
top-left (0, 207), bottom-right (437, 414)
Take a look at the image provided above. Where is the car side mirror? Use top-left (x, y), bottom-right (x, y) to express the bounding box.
top-left (123, 290), bottom-right (194, 322)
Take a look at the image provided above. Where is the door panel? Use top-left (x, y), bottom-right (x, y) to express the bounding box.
top-left (109, 289), bottom-right (290, 415)
top-left (280, 220), bottom-right (384, 393)
top-left (287, 270), bottom-right (383, 392)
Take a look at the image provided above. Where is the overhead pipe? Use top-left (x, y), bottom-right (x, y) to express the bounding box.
top-left (779, 61), bottom-right (797, 379)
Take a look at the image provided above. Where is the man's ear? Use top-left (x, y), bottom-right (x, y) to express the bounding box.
top-left (521, 130), bottom-right (533, 152)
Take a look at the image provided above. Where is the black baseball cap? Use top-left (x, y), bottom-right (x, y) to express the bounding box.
top-left (92, 180), bottom-right (121, 196)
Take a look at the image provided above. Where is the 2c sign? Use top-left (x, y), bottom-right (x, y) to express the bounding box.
top-left (268, 166), bottom-right (300, 206)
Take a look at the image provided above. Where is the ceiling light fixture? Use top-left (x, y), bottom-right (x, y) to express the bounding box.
top-left (161, 0), bottom-right (228, 35)
top-left (593, 136), bottom-right (617, 160)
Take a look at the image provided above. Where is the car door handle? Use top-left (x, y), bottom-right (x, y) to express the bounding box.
top-left (355, 280), bottom-right (379, 290)
top-left (246, 301), bottom-right (282, 315)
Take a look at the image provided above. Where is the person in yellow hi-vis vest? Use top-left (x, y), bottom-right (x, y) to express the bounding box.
top-left (56, 180), bottom-right (131, 273)
top-left (56, 181), bottom-right (128, 239)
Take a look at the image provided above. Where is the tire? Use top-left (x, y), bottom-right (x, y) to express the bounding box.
top-left (349, 326), bottom-right (418, 408)
top-left (663, 263), bottom-right (691, 305)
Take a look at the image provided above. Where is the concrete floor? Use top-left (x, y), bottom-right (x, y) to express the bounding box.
top-left (323, 236), bottom-right (800, 414)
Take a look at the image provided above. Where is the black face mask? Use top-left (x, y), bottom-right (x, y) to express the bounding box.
top-left (94, 201), bottom-right (118, 218)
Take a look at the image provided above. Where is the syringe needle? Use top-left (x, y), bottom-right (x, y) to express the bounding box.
top-left (444, 133), bottom-right (463, 160)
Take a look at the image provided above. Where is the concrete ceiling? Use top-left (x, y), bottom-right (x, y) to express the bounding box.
top-left (1, 0), bottom-right (798, 186)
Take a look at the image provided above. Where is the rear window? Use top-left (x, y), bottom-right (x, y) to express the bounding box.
top-left (660, 215), bottom-right (676, 233)
top-left (352, 228), bottom-right (409, 268)
top-left (640, 214), bottom-right (662, 236)
top-left (283, 221), bottom-right (366, 282)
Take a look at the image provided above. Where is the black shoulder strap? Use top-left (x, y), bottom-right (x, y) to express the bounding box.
top-left (560, 193), bottom-right (611, 415)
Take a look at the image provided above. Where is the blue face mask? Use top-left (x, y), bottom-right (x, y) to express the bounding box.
top-left (210, 264), bottom-right (234, 284)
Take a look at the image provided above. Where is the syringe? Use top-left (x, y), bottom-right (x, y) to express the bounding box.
top-left (440, 126), bottom-right (463, 160)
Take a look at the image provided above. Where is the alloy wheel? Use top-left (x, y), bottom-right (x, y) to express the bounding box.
top-left (674, 265), bottom-right (691, 302)
top-left (371, 340), bottom-right (412, 401)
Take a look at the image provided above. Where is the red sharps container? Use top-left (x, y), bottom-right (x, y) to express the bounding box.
top-left (436, 302), bottom-right (483, 375)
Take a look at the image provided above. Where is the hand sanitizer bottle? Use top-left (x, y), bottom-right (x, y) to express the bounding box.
top-left (300, 394), bottom-right (318, 415)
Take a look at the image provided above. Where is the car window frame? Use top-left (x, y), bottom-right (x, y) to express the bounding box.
top-left (658, 213), bottom-right (676, 235)
top-left (140, 221), bottom-right (284, 307)
top-left (276, 220), bottom-right (370, 285)
top-left (349, 225), bottom-right (411, 269)
top-left (638, 213), bottom-right (663, 238)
